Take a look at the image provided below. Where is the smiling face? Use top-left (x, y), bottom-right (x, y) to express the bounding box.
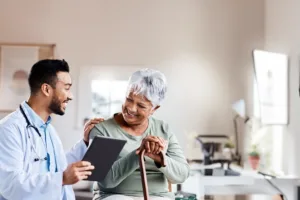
top-left (48, 72), bottom-right (73, 115)
top-left (122, 91), bottom-right (159, 126)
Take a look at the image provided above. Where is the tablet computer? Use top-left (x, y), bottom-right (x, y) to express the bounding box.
top-left (82, 135), bottom-right (127, 181)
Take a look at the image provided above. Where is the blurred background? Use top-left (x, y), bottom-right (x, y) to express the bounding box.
top-left (0, 1), bottom-right (299, 199)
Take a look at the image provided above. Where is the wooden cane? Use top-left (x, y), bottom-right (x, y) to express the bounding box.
top-left (139, 149), bottom-right (166, 200)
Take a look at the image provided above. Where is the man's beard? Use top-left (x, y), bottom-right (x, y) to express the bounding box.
top-left (49, 95), bottom-right (65, 115)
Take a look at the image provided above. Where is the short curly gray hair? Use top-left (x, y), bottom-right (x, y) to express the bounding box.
top-left (127, 68), bottom-right (167, 107)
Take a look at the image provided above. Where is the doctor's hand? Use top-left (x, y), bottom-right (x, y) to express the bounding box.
top-left (62, 161), bottom-right (95, 185)
top-left (83, 118), bottom-right (104, 143)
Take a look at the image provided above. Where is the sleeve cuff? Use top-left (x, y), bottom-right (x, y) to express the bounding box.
top-left (77, 140), bottom-right (88, 158)
top-left (65, 140), bottom-right (88, 164)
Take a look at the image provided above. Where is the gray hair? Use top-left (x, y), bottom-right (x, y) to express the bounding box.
top-left (127, 68), bottom-right (167, 107)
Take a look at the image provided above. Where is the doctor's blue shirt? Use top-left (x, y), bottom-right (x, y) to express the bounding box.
top-left (0, 101), bottom-right (88, 200)
top-left (22, 102), bottom-right (57, 173)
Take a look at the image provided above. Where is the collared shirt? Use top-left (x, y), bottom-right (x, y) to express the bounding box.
top-left (22, 102), bottom-right (57, 173)
top-left (0, 101), bottom-right (87, 200)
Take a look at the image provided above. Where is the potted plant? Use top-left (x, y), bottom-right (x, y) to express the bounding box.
top-left (248, 144), bottom-right (260, 170)
top-left (224, 141), bottom-right (235, 149)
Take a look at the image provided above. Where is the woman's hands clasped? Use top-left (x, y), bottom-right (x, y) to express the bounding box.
top-left (136, 135), bottom-right (168, 165)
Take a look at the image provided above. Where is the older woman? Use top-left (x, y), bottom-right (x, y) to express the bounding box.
top-left (89, 69), bottom-right (190, 200)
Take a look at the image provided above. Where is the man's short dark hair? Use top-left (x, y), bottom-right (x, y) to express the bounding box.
top-left (28, 59), bottom-right (70, 94)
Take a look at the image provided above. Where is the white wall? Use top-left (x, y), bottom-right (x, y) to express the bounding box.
top-left (0, 0), bottom-right (264, 158)
top-left (265, 0), bottom-right (300, 176)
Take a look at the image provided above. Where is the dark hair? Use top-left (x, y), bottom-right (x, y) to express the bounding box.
top-left (28, 59), bottom-right (70, 94)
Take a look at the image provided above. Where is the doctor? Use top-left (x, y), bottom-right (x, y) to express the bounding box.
top-left (0, 59), bottom-right (102, 200)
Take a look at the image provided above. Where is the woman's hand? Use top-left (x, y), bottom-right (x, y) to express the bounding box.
top-left (136, 136), bottom-right (168, 164)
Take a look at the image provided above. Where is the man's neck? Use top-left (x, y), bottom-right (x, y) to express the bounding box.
top-left (27, 97), bottom-right (51, 123)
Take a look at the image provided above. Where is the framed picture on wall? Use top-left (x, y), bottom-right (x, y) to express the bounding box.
top-left (252, 49), bottom-right (289, 125)
top-left (0, 43), bottom-right (55, 111)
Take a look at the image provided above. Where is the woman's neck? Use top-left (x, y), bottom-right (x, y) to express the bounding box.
top-left (115, 113), bottom-right (149, 136)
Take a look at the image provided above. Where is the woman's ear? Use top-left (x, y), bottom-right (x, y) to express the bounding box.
top-left (150, 105), bottom-right (160, 115)
top-left (154, 105), bottom-right (160, 111)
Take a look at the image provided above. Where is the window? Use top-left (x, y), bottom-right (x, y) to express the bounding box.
top-left (91, 80), bottom-right (128, 118)
top-left (253, 80), bottom-right (283, 173)
top-left (251, 50), bottom-right (286, 174)
top-left (76, 65), bottom-right (139, 128)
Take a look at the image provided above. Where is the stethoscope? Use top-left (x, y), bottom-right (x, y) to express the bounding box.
top-left (19, 105), bottom-right (57, 171)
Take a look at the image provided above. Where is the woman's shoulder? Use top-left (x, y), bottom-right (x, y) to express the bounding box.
top-left (94, 117), bottom-right (116, 129)
top-left (150, 117), bottom-right (172, 135)
top-left (90, 117), bottom-right (117, 138)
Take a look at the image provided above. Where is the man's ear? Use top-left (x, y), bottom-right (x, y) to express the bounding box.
top-left (41, 84), bottom-right (51, 97)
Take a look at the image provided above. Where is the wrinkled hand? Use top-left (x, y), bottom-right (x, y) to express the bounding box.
top-left (136, 136), bottom-right (168, 164)
top-left (63, 161), bottom-right (95, 185)
top-left (84, 118), bottom-right (104, 143)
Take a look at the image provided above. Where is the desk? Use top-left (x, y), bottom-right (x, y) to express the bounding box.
top-left (181, 163), bottom-right (300, 200)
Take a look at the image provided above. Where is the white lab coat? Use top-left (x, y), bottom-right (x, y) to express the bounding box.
top-left (0, 106), bottom-right (87, 200)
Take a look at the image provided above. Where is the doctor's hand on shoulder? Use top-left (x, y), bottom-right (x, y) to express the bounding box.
top-left (63, 161), bottom-right (95, 185)
top-left (83, 118), bottom-right (104, 144)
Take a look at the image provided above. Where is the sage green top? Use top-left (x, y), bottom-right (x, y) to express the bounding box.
top-left (89, 115), bottom-right (190, 199)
